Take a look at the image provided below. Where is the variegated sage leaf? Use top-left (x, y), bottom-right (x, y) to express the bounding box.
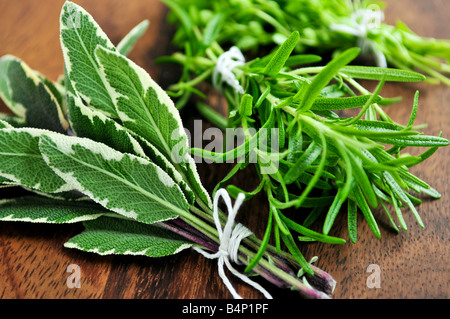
top-left (60, 1), bottom-right (118, 117)
top-left (94, 45), bottom-right (187, 164)
top-left (39, 133), bottom-right (190, 224)
top-left (34, 71), bottom-right (66, 112)
top-left (64, 216), bottom-right (192, 257)
top-left (0, 55), bottom-right (68, 133)
top-left (0, 113), bottom-right (26, 128)
top-left (0, 119), bottom-right (13, 129)
top-left (0, 195), bottom-right (107, 224)
top-left (0, 56), bottom-right (18, 115)
top-left (0, 121), bottom-right (20, 185)
top-left (182, 155), bottom-right (213, 208)
top-left (94, 46), bottom-right (212, 208)
top-left (0, 128), bottom-right (69, 193)
top-left (130, 134), bottom-right (196, 204)
top-left (66, 90), bottom-right (195, 204)
top-left (66, 91), bottom-right (148, 158)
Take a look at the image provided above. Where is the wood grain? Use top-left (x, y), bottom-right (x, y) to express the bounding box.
top-left (0, 0), bottom-right (448, 299)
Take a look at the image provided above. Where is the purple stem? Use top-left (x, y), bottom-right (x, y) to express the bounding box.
top-left (160, 219), bottom-right (335, 299)
top-left (264, 248), bottom-right (337, 296)
top-left (240, 257), bottom-right (331, 299)
top-left (170, 218), bottom-right (217, 248)
top-left (235, 246), bottom-right (334, 299)
top-left (159, 219), bottom-right (218, 252)
top-left (304, 264), bottom-right (337, 296)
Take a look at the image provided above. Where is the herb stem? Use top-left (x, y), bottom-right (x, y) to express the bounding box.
top-left (237, 244), bottom-right (330, 298)
top-left (169, 68), bottom-right (214, 92)
top-left (186, 205), bottom-right (219, 240)
top-left (253, 9), bottom-right (292, 37)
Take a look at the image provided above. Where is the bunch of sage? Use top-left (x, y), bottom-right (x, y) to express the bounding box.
top-left (0, 1), bottom-right (345, 299)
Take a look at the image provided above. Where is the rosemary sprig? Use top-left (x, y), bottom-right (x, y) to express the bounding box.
top-left (160, 2), bottom-right (449, 274)
top-left (163, 0), bottom-right (450, 85)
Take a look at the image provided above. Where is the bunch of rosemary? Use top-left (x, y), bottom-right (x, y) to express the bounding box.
top-left (160, 2), bottom-right (449, 272)
top-left (0, 1), bottom-right (346, 299)
top-left (163, 0), bottom-right (450, 85)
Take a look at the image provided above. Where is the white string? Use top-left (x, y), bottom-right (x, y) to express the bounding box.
top-left (193, 188), bottom-right (273, 299)
top-left (213, 46), bottom-right (246, 94)
top-left (330, 5), bottom-right (387, 68)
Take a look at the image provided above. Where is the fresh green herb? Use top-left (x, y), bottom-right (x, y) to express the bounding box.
top-left (161, 0), bottom-right (449, 272)
top-left (0, 1), bottom-right (343, 299)
top-left (163, 0), bottom-right (450, 85)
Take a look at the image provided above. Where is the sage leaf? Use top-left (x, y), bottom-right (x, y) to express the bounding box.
top-left (0, 128), bottom-right (68, 193)
top-left (94, 46), bottom-right (211, 208)
top-left (0, 195), bottom-right (107, 224)
top-left (0, 56), bottom-right (19, 116)
top-left (182, 156), bottom-right (213, 208)
top-left (39, 133), bottom-right (190, 224)
top-left (94, 45), bottom-right (188, 163)
top-left (67, 87), bottom-right (195, 204)
top-left (131, 133), bottom-right (196, 205)
top-left (0, 55), bottom-right (68, 133)
top-left (66, 91), bottom-right (148, 158)
top-left (64, 216), bottom-right (192, 257)
top-left (0, 119), bottom-right (13, 129)
top-left (0, 113), bottom-right (25, 128)
top-left (35, 71), bottom-right (66, 111)
top-left (60, 1), bottom-right (118, 117)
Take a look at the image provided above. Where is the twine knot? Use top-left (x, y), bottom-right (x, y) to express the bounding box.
top-left (213, 46), bottom-right (246, 94)
top-left (330, 5), bottom-right (387, 68)
top-left (193, 188), bottom-right (273, 299)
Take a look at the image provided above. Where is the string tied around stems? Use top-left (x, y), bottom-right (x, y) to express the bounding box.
top-left (193, 188), bottom-right (273, 299)
top-left (330, 4), bottom-right (387, 68)
top-left (212, 46), bottom-right (246, 94)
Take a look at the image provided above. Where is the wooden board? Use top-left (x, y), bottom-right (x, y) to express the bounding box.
top-left (0, 0), bottom-right (448, 299)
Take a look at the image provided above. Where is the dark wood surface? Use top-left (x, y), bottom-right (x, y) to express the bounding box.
top-left (0, 0), bottom-right (448, 299)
